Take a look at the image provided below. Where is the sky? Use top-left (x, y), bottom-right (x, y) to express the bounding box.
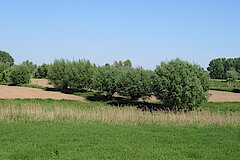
top-left (0, 0), bottom-right (239, 69)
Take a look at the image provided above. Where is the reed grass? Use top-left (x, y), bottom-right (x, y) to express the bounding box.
top-left (0, 102), bottom-right (239, 126)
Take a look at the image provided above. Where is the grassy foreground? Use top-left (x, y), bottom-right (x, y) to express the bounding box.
top-left (0, 99), bottom-right (239, 159)
top-left (0, 121), bottom-right (239, 160)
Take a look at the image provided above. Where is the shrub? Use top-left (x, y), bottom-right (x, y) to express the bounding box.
top-left (48, 59), bottom-right (96, 90)
top-left (0, 67), bottom-right (12, 83)
top-left (10, 65), bottom-right (31, 85)
top-left (154, 58), bottom-right (209, 110)
top-left (67, 59), bottom-right (97, 90)
top-left (21, 60), bottom-right (37, 75)
top-left (0, 50), bottom-right (14, 66)
top-left (34, 64), bottom-right (49, 78)
top-left (116, 67), bottom-right (153, 100)
top-left (47, 59), bottom-right (69, 89)
top-left (92, 64), bottom-right (118, 97)
top-left (226, 67), bottom-right (239, 87)
top-left (0, 62), bottom-right (9, 73)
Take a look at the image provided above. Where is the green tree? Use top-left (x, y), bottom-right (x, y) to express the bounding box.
top-left (0, 67), bottom-right (12, 83)
top-left (67, 59), bottom-right (96, 90)
top-left (34, 64), bottom-right (49, 78)
top-left (48, 59), bottom-right (96, 90)
top-left (0, 50), bottom-right (14, 66)
top-left (113, 59), bottom-right (132, 68)
top-left (10, 65), bottom-right (31, 85)
top-left (207, 58), bottom-right (240, 79)
top-left (116, 67), bottom-right (153, 100)
top-left (154, 58), bottom-right (209, 110)
top-left (207, 58), bottom-right (225, 79)
top-left (48, 59), bottom-right (69, 89)
top-left (92, 64), bottom-right (118, 97)
top-left (21, 60), bottom-right (37, 75)
top-left (0, 63), bottom-right (9, 73)
top-left (226, 68), bottom-right (239, 86)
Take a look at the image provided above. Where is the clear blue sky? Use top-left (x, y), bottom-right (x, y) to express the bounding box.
top-left (1, 0), bottom-right (239, 69)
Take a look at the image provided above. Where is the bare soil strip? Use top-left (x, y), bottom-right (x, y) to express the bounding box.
top-left (0, 85), bottom-right (86, 102)
top-left (30, 79), bottom-right (53, 88)
top-left (0, 84), bottom-right (240, 102)
top-left (208, 90), bottom-right (240, 102)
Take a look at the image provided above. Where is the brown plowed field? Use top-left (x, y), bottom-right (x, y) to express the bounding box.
top-left (0, 85), bottom-right (86, 102)
top-left (208, 90), bottom-right (240, 102)
top-left (30, 78), bottom-right (53, 88)
top-left (0, 83), bottom-right (239, 102)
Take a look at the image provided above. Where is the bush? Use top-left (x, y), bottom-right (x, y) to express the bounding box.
top-left (0, 67), bottom-right (12, 83)
top-left (48, 59), bottom-right (96, 90)
top-left (47, 59), bottom-right (69, 89)
top-left (116, 67), bottom-right (153, 100)
top-left (10, 65), bottom-right (31, 85)
top-left (34, 64), bottom-right (49, 78)
top-left (67, 59), bottom-right (97, 89)
top-left (92, 64), bottom-right (118, 97)
top-left (21, 60), bottom-right (37, 75)
top-left (154, 58), bottom-right (209, 110)
top-left (0, 50), bottom-right (14, 66)
top-left (0, 63), bottom-right (9, 73)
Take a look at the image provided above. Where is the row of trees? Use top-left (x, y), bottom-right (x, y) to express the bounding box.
top-left (21, 60), bottom-right (49, 79)
top-left (48, 59), bottom-right (209, 109)
top-left (0, 50), bottom-right (49, 84)
top-left (0, 50), bottom-right (210, 109)
top-left (207, 58), bottom-right (240, 80)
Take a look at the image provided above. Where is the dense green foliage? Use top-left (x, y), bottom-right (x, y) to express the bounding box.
top-left (226, 68), bottom-right (239, 86)
top-left (21, 60), bottom-right (37, 75)
top-left (113, 59), bottom-right (132, 68)
top-left (34, 63), bottom-right (49, 78)
top-left (0, 63), bottom-right (9, 82)
top-left (0, 50), bottom-right (14, 66)
top-left (0, 63), bottom-right (9, 73)
top-left (154, 59), bottom-right (210, 109)
top-left (0, 67), bottom-right (12, 83)
top-left (48, 59), bottom-right (96, 89)
top-left (10, 65), bottom-right (31, 85)
top-left (47, 59), bottom-right (69, 89)
top-left (116, 67), bottom-right (153, 100)
top-left (208, 58), bottom-right (240, 79)
top-left (92, 64), bottom-right (118, 97)
top-left (93, 60), bottom-right (153, 100)
top-left (0, 121), bottom-right (239, 160)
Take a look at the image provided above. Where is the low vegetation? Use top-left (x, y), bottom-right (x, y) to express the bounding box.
top-left (0, 99), bottom-right (239, 125)
top-left (0, 99), bottom-right (239, 159)
top-left (1, 121), bottom-right (239, 160)
top-left (210, 79), bottom-right (240, 93)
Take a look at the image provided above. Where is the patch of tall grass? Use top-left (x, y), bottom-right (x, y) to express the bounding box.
top-left (0, 101), bottom-right (239, 126)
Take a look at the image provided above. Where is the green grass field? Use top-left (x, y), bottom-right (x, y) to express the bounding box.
top-left (210, 79), bottom-right (240, 93)
top-left (0, 99), bottom-right (239, 159)
top-left (0, 121), bottom-right (239, 160)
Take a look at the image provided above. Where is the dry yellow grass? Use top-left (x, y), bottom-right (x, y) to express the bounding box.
top-left (0, 103), bottom-right (239, 126)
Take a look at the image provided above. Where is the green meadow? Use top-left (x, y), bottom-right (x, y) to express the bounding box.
top-left (0, 99), bottom-right (239, 159)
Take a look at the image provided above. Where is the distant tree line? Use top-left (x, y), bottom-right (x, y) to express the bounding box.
top-left (0, 50), bottom-right (212, 109)
top-left (207, 58), bottom-right (240, 80)
top-left (47, 58), bottom-right (209, 110)
top-left (0, 50), bottom-right (49, 85)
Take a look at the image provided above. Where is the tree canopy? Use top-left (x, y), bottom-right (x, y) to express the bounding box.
top-left (207, 58), bottom-right (240, 79)
top-left (154, 58), bottom-right (209, 110)
top-left (0, 50), bottom-right (14, 66)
